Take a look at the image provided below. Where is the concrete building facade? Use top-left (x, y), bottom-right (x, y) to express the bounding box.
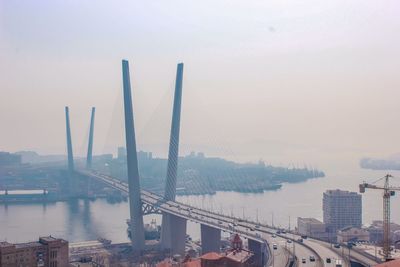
top-left (0, 236), bottom-right (69, 267)
top-left (366, 220), bottom-right (400, 244)
top-left (323, 189), bottom-right (362, 233)
top-left (297, 217), bottom-right (330, 241)
top-left (337, 227), bottom-right (370, 243)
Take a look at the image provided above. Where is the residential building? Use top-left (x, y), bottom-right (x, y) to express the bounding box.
top-left (323, 189), bottom-right (362, 233)
top-left (0, 236), bottom-right (69, 267)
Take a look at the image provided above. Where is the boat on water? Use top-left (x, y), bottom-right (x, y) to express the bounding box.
top-left (127, 218), bottom-right (161, 240)
top-left (97, 237), bottom-right (111, 245)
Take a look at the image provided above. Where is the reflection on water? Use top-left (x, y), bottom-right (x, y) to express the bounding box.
top-left (1, 166), bottom-right (400, 243)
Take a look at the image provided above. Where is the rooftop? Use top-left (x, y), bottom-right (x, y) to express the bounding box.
top-left (374, 258), bottom-right (400, 267)
top-left (200, 252), bottom-right (221, 261)
top-left (0, 242), bottom-right (14, 248)
top-left (324, 189), bottom-right (360, 196)
top-left (338, 226), bottom-right (368, 233)
top-left (298, 217), bottom-right (324, 224)
top-left (225, 249), bottom-right (253, 263)
top-left (39, 236), bottom-right (58, 242)
top-left (0, 236), bottom-right (67, 250)
top-left (15, 242), bottom-right (42, 249)
top-left (0, 190), bottom-right (47, 195)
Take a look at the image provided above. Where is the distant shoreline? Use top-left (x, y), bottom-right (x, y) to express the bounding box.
top-left (360, 157), bottom-right (400, 171)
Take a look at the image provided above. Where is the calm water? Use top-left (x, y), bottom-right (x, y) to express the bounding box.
top-left (2, 165), bottom-right (400, 243)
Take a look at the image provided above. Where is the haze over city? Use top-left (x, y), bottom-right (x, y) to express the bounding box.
top-left (2, 1), bottom-right (400, 267)
top-left (2, 1), bottom-right (400, 169)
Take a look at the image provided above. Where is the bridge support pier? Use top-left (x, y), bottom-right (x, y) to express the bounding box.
top-left (122, 59), bottom-right (145, 250)
top-left (200, 224), bottom-right (221, 254)
top-left (161, 213), bottom-right (187, 256)
top-left (248, 239), bottom-right (267, 267)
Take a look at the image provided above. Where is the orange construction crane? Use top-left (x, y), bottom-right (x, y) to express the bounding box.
top-left (359, 174), bottom-right (400, 261)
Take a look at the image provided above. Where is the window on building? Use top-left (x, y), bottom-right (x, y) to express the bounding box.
top-left (50, 250), bottom-right (58, 259)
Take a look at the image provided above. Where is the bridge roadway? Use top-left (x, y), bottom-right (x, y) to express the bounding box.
top-left (79, 170), bottom-right (267, 243)
top-left (79, 170), bottom-right (375, 267)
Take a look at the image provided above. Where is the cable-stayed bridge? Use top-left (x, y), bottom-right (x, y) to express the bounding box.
top-left (78, 169), bottom-right (267, 241)
top-left (61, 60), bottom-right (378, 267)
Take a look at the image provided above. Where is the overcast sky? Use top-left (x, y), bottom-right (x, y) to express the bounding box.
top-left (1, 1), bottom-right (400, 169)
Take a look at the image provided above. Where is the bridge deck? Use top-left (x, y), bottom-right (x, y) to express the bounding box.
top-left (78, 169), bottom-right (378, 267)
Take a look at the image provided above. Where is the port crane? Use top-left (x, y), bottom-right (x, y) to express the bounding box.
top-left (359, 174), bottom-right (400, 261)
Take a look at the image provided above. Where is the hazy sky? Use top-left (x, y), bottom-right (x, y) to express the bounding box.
top-left (1, 1), bottom-right (400, 169)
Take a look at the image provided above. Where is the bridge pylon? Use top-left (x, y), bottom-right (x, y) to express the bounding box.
top-left (121, 59), bottom-right (145, 251)
top-left (160, 63), bottom-right (186, 255)
top-left (65, 106), bottom-right (76, 196)
top-left (86, 107), bottom-right (95, 169)
top-left (65, 106), bottom-right (74, 173)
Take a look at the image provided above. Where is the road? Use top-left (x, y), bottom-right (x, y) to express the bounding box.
top-left (265, 235), bottom-right (290, 267)
top-left (79, 170), bottom-right (377, 267)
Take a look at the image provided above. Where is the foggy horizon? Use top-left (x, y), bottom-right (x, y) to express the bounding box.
top-left (3, 2), bottom-right (400, 265)
top-left (2, 1), bottom-right (400, 170)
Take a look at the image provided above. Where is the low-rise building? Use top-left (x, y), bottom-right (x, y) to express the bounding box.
top-left (200, 250), bottom-right (253, 267)
top-left (366, 220), bottom-right (400, 244)
top-left (156, 234), bottom-right (254, 267)
top-left (0, 236), bottom-right (69, 267)
top-left (297, 217), bottom-right (330, 241)
top-left (337, 227), bottom-right (370, 243)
